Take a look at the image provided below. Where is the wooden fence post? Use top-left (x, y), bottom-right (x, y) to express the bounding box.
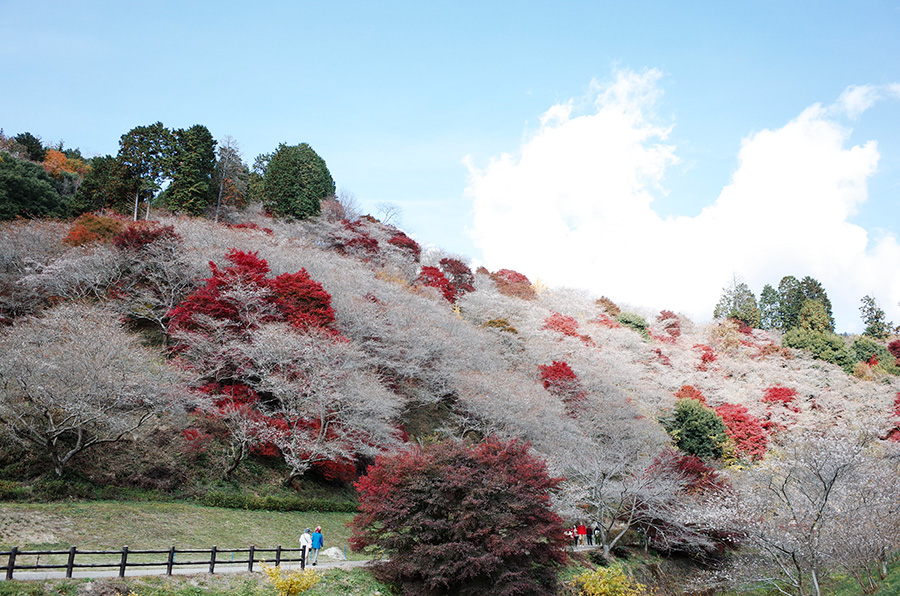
top-left (248, 545), bottom-right (255, 572)
top-left (66, 546), bottom-right (76, 578)
top-left (275, 545), bottom-right (282, 567)
top-left (118, 546), bottom-right (129, 578)
top-left (6, 546), bottom-right (16, 580)
top-left (209, 545), bottom-right (217, 574)
top-left (166, 546), bottom-right (175, 575)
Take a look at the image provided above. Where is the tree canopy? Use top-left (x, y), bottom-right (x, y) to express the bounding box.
top-left (261, 142), bottom-right (334, 219)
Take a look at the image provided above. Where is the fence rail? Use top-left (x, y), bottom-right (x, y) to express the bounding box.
top-left (1, 544), bottom-right (308, 580)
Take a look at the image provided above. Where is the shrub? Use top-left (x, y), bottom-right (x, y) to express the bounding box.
top-left (616, 312), bottom-right (649, 338)
top-left (782, 328), bottom-right (855, 373)
top-left (439, 257), bottom-right (475, 300)
top-left (762, 386), bottom-right (798, 405)
top-left (351, 437), bottom-right (568, 596)
top-left (490, 268), bottom-right (535, 299)
top-left (573, 565), bottom-right (651, 596)
top-left (539, 361), bottom-right (585, 414)
top-left (714, 403), bottom-right (769, 460)
top-left (415, 265), bottom-right (456, 302)
top-left (596, 296), bottom-right (621, 317)
top-left (674, 385), bottom-right (706, 405)
top-left (482, 318), bottom-right (518, 334)
top-left (261, 563), bottom-right (321, 595)
top-left (661, 398), bottom-right (729, 460)
top-left (112, 223), bottom-right (180, 251)
top-left (851, 335), bottom-right (900, 375)
top-left (387, 231), bottom-right (421, 261)
top-left (544, 312), bottom-right (580, 336)
top-left (63, 213), bottom-right (124, 246)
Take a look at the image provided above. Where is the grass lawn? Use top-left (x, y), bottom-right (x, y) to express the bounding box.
top-left (0, 500), bottom-right (362, 574)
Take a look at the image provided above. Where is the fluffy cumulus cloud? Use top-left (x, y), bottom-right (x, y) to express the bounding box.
top-left (465, 70), bottom-right (900, 332)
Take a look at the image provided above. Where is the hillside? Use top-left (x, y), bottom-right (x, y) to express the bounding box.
top-left (2, 206), bottom-right (900, 594)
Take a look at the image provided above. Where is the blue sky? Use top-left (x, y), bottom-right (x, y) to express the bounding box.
top-left (2, 1), bottom-right (899, 332)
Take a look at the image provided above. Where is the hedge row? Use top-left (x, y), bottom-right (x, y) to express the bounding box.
top-left (199, 491), bottom-right (358, 513)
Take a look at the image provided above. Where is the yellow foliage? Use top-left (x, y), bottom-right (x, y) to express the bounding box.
top-left (260, 562), bottom-right (322, 595)
top-left (532, 277), bottom-right (548, 295)
top-left (573, 565), bottom-right (653, 596)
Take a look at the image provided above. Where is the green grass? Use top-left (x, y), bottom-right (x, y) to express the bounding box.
top-left (0, 500), bottom-right (362, 573)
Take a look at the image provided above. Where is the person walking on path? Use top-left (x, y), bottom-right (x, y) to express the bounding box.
top-left (299, 528), bottom-right (313, 568)
top-left (310, 526), bottom-right (324, 566)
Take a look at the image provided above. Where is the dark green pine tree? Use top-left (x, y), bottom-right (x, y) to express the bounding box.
top-left (262, 143), bottom-right (335, 219)
top-left (759, 284), bottom-right (780, 330)
top-left (166, 124), bottom-right (217, 216)
top-left (713, 274), bottom-right (761, 328)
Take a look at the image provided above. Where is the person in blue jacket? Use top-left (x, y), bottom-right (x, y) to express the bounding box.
top-left (310, 526), bottom-right (324, 565)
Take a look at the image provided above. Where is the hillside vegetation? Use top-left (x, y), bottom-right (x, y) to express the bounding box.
top-left (3, 127), bottom-right (900, 595)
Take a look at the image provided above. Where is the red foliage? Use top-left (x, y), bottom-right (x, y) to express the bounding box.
top-left (64, 213), bottom-right (125, 246)
top-left (312, 458), bottom-right (357, 483)
top-left (762, 385), bottom-right (798, 405)
top-left (674, 385), bottom-right (706, 405)
top-left (648, 448), bottom-right (731, 495)
top-left (415, 266), bottom-right (456, 302)
top-left (387, 232), bottom-right (421, 261)
top-left (168, 249), bottom-right (334, 334)
top-left (544, 312), bottom-right (580, 337)
top-left (228, 222), bottom-right (274, 234)
top-left (654, 348), bottom-right (672, 366)
top-left (489, 268), bottom-right (535, 299)
top-left (182, 427), bottom-right (213, 453)
top-left (538, 361), bottom-right (585, 414)
top-left (868, 355), bottom-right (879, 367)
top-left (893, 392), bottom-right (900, 419)
top-left (544, 312), bottom-right (595, 346)
top-left (592, 315), bottom-right (622, 329)
top-left (269, 270), bottom-right (336, 331)
top-left (889, 340), bottom-right (900, 363)
top-left (333, 220), bottom-right (380, 259)
top-left (439, 257), bottom-right (475, 300)
top-left (112, 223), bottom-right (180, 251)
top-left (714, 403), bottom-right (769, 461)
top-left (351, 437), bottom-right (568, 596)
top-left (693, 344), bottom-right (717, 370)
top-left (658, 310), bottom-right (682, 338)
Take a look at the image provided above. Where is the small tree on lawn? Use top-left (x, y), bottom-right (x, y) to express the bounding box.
top-left (661, 398), bottom-right (729, 460)
top-left (350, 437), bottom-right (569, 596)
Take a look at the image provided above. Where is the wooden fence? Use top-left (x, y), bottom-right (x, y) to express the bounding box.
top-left (1, 544), bottom-right (308, 580)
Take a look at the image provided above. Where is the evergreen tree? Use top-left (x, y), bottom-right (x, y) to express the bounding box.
top-left (13, 132), bottom-right (46, 162)
top-left (262, 143), bottom-right (334, 219)
top-left (166, 124), bottom-right (217, 216)
top-left (759, 284), bottom-right (780, 330)
top-left (777, 275), bottom-right (804, 331)
top-left (0, 152), bottom-right (65, 220)
top-left (661, 398), bottom-right (729, 460)
top-left (799, 276), bottom-right (835, 332)
top-left (118, 122), bottom-right (175, 220)
top-left (860, 295), bottom-right (892, 340)
top-left (713, 274), bottom-right (760, 328)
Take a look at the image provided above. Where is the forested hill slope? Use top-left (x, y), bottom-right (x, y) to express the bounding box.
top-left (3, 207), bottom-right (900, 591)
top-left (2, 208), bottom-right (897, 481)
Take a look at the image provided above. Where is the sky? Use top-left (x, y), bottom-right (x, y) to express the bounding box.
top-left (2, 0), bottom-right (899, 332)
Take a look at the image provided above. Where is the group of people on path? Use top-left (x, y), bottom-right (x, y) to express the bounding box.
top-left (299, 526), bottom-right (325, 566)
top-left (567, 522), bottom-right (598, 548)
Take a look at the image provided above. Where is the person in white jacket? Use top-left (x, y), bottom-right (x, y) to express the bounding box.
top-left (299, 528), bottom-right (313, 567)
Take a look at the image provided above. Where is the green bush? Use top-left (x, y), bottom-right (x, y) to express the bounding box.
top-left (199, 491), bottom-right (357, 513)
top-left (616, 312), bottom-right (649, 338)
top-left (851, 336), bottom-right (900, 374)
top-left (661, 398), bottom-right (729, 460)
top-left (783, 328), bottom-right (856, 373)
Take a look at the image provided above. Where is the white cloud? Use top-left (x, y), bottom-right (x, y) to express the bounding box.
top-left (465, 71), bottom-right (900, 332)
